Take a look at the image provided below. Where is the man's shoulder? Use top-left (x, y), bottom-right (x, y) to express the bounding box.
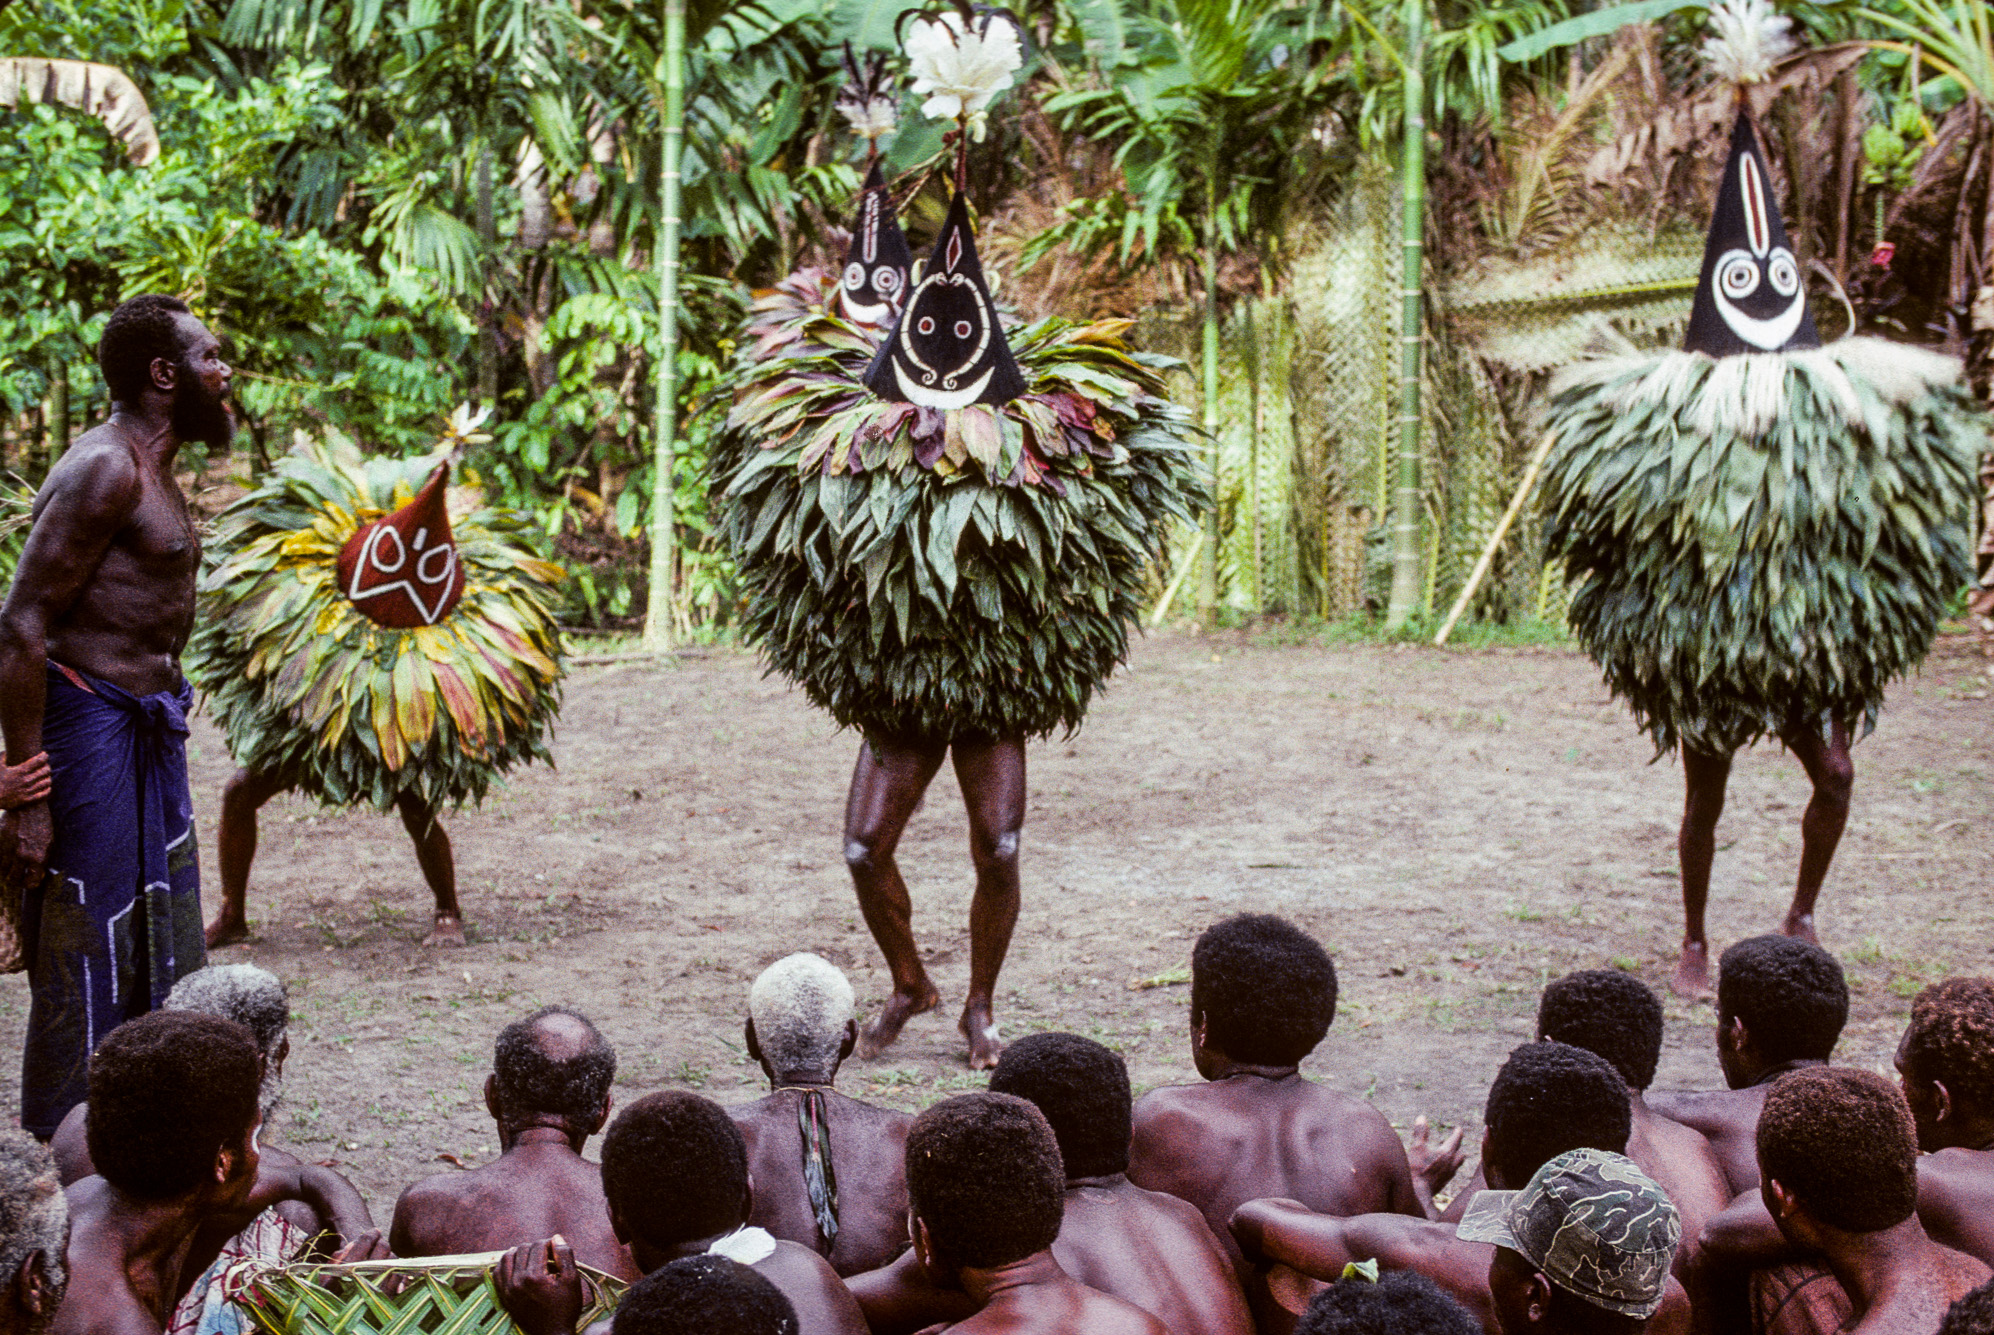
top-left (40, 434), bottom-right (141, 500)
top-left (1131, 1082), bottom-right (1207, 1121)
top-left (395, 1162), bottom-right (497, 1212)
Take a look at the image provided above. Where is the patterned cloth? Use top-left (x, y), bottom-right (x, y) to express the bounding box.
top-left (1457, 1147), bottom-right (1682, 1318)
top-left (19, 662), bottom-right (205, 1136)
top-left (1752, 1262), bottom-right (1853, 1335)
top-left (795, 1088), bottom-right (840, 1252)
top-left (169, 1209), bottom-right (311, 1335)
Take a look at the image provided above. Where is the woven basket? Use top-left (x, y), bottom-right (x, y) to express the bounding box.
top-left (224, 1252), bottom-right (626, 1335)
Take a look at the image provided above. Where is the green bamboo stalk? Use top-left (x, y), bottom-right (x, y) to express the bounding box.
top-left (642, 0), bottom-right (686, 651)
top-left (1384, 0), bottom-right (1426, 630)
top-left (1199, 179), bottom-right (1221, 624)
top-left (476, 144), bottom-right (497, 408)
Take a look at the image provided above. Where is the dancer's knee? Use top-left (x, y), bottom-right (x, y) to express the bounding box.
top-left (1814, 751), bottom-right (1854, 801)
top-left (972, 827), bottom-right (1021, 872)
top-left (844, 835), bottom-right (887, 873)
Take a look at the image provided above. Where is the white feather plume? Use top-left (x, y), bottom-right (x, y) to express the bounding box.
top-left (1701, 0), bottom-right (1795, 85)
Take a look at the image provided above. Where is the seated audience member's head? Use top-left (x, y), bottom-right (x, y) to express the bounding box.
top-left (1190, 913), bottom-right (1337, 1074)
top-left (165, 963), bottom-right (290, 1116)
top-left (1940, 1278), bottom-right (1994, 1335)
top-left (1537, 971), bottom-right (1664, 1092)
top-left (601, 1092), bottom-right (750, 1251)
top-left (611, 1255), bottom-right (798, 1335)
top-left (1296, 1269), bottom-right (1482, 1335)
top-left (905, 1092), bottom-right (1064, 1281)
top-left (0, 1132), bottom-right (67, 1335)
top-left (489, 1006), bottom-right (617, 1146)
top-left (988, 1032), bottom-right (1130, 1180)
top-left (1758, 1067), bottom-right (1919, 1246)
top-left (746, 954), bottom-right (856, 1085)
top-left (1460, 1148), bottom-right (1680, 1335)
top-left (1895, 977), bottom-right (1994, 1152)
top-left (1481, 1042), bottom-right (1631, 1191)
top-left (1715, 937), bottom-right (1848, 1086)
top-left (86, 1011), bottom-right (263, 1205)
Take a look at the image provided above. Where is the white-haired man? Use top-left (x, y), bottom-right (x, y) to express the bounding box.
top-left (730, 953), bottom-right (912, 1275)
top-left (0, 1131), bottom-right (67, 1335)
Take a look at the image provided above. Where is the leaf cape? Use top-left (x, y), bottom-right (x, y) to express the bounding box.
top-left (185, 436), bottom-right (566, 810)
top-left (1538, 337), bottom-right (1981, 756)
top-left (712, 268), bottom-right (1210, 744)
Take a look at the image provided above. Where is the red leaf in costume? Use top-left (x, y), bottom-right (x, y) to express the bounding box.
top-left (335, 464), bottom-right (468, 628)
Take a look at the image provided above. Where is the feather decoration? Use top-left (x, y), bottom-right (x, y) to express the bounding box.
top-left (1701, 0), bottom-right (1795, 86)
top-left (836, 42), bottom-right (898, 143)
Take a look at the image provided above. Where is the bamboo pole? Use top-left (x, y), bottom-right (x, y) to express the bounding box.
top-left (1384, 0), bottom-right (1426, 630)
top-left (1433, 429), bottom-right (1556, 646)
top-left (641, 0), bottom-right (686, 652)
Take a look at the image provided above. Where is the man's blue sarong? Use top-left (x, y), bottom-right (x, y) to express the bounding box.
top-left (20, 662), bottom-right (205, 1136)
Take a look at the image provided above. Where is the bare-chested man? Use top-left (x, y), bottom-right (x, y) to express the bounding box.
top-left (730, 954), bottom-right (910, 1276)
top-left (842, 735), bottom-right (1021, 1069)
top-left (495, 1091), bottom-right (864, 1335)
top-left (394, 1006), bottom-right (632, 1278)
top-left (1899, 978), bottom-right (1994, 1266)
top-left (1232, 1042), bottom-right (1691, 1335)
top-left (0, 295), bottom-right (229, 1137)
top-left (851, 1032), bottom-right (1252, 1335)
top-left (0, 1130), bottom-right (68, 1335)
top-left (50, 1011), bottom-right (380, 1335)
top-left (1647, 935), bottom-right (1848, 1194)
top-left (1127, 914), bottom-right (1426, 1282)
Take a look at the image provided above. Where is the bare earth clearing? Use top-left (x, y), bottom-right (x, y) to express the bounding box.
top-left (3, 630), bottom-right (1987, 1217)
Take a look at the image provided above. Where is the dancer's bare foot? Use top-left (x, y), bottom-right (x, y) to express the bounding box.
top-left (960, 1000), bottom-right (1003, 1070)
top-left (205, 911), bottom-right (250, 949)
top-left (859, 984), bottom-right (940, 1058)
top-left (1670, 939), bottom-right (1714, 1000)
top-left (1780, 910), bottom-right (1819, 945)
top-left (422, 913), bottom-right (467, 947)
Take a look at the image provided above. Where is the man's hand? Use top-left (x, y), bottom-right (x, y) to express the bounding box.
top-left (1405, 1115), bottom-right (1465, 1219)
top-left (0, 754), bottom-right (51, 811)
top-left (0, 803), bottom-right (52, 891)
top-left (330, 1229), bottom-right (390, 1264)
top-left (496, 1236), bottom-right (584, 1335)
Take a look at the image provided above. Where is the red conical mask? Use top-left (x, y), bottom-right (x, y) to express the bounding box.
top-left (336, 463), bottom-right (467, 628)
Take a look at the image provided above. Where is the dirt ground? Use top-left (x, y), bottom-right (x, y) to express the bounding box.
top-left (2, 628), bottom-right (1988, 1220)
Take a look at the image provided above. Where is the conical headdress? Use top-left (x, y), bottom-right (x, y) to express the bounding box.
top-left (863, 190), bottom-right (1026, 409)
top-left (1683, 111), bottom-right (1820, 357)
top-left (335, 462), bottom-right (467, 628)
top-left (840, 162), bottom-right (915, 326)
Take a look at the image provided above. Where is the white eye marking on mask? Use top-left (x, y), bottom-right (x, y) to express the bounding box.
top-left (1767, 247), bottom-right (1799, 297)
top-left (1718, 250), bottom-right (1760, 300)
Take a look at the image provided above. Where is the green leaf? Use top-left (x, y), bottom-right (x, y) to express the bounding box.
top-left (1496, 0), bottom-right (1707, 63)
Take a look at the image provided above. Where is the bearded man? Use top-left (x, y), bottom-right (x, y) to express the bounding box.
top-left (0, 294), bottom-right (231, 1137)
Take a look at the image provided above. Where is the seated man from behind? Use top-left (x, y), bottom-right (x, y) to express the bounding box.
top-left (1758, 1068), bottom-right (1987, 1335)
top-left (1647, 935), bottom-right (1848, 1193)
top-left (0, 1130), bottom-right (68, 1335)
top-left (53, 1011), bottom-right (377, 1335)
top-left (1898, 977), bottom-right (1994, 1266)
top-left (495, 1091), bottom-right (865, 1335)
top-left (729, 953), bottom-right (911, 1275)
top-left (1129, 914), bottom-right (1423, 1278)
top-left (1295, 1270), bottom-right (1482, 1335)
top-left (606, 1256), bottom-right (799, 1335)
top-left (850, 1032), bottom-right (1251, 1335)
top-left (394, 1005), bottom-right (634, 1279)
top-left (1458, 1148), bottom-right (1681, 1335)
top-left (1232, 1042), bottom-right (1691, 1335)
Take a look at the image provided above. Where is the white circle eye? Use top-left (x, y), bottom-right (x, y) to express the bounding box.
top-left (917, 316), bottom-right (935, 336)
top-left (843, 262), bottom-right (865, 291)
top-left (954, 320), bottom-right (973, 339)
top-left (1767, 249), bottom-right (1799, 296)
top-left (873, 267), bottom-right (900, 295)
top-left (1718, 251), bottom-right (1760, 299)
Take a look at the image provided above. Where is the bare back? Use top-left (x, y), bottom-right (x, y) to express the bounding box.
top-left (1129, 1075), bottom-right (1420, 1277)
top-left (391, 1148), bottom-right (634, 1280)
top-left (733, 1090), bottom-right (912, 1276)
top-left (1629, 1104), bottom-right (1732, 1278)
top-left (1054, 1178), bottom-right (1252, 1335)
top-left (52, 1177), bottom-right (188, 1335)
top-left (751, 1238), bottom-right (871, 1335)
top-left (1849, 1244), bottom-right (1990, 1335)
top-left (1647, 1085), bottom-right (1770, 1195)
top-left (1917, 1148), bottom-right (1994, 1266)
top-left (947, 1268), bottom-right (1170, 1335)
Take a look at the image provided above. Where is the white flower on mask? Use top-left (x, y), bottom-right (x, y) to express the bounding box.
top-left (904, 11), bottom-right (1022, 141)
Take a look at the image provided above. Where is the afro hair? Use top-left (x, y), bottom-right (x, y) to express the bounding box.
top-left (612, 1256), bottom-right (798, 1335)
top-left (988, 1031), bottom-right (1131, 1179)
top-left (1940, 1278), bottom-right (1994, 1335)
top-left (0, 1130), bottom-right (65, 1299)
top-left (1537, 971), bottom-right (1664, 1090)
top-left (1192, 914), bottom-right (1338, 1066)
top-left (748, 954), bottom-right (855, 1080)
top-left (1759, 1067), bottom-right (1918, 1233)
top-left (1297, 1270), bottom-right (1483, 1335)
top-left (906, 1092), bottom-right (1065, 1270)
top-left (98, 294), bottom-right (193, 402)
top-left (1482, 1042), bottom-right (1631, 1187)
top-left (601, 1092), bottom-right (748, 1247)
top-left (1717, 937), bottom-right (1849, 1064)
top-left (1902, 978), bottom-right (1994, 1113)
top-left (492, 1006), bottom-right (616, 1136)
top-left (86, 1011), bottom-right (262, 1200)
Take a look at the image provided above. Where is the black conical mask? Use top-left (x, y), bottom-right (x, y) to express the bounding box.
top-left (1683, 112), bottom-right (1821, 357)
top-left (839, 162), bottom-right (914, 326)
top-left (863, 190), bottom-right (1026, 409)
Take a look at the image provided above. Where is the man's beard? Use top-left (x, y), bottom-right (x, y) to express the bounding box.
top-left (171, 369), bottom-right (235, 449)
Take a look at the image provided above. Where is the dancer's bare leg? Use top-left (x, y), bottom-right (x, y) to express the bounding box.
top-left (951, 735), bottom-right (1025, 1070)
top-left (844, 735), bottom-right (949, 1056)
top-left (395, 792), bottom-right (465, 946)
top-left (208, 766), bottom-right (291, 948)
top-left (1778, 715), bottom-right (1854, 946)
top-left (1675, 745), bottom-right (1734, 998)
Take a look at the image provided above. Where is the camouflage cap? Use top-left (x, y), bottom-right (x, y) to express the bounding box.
top-left (1456, 1148), bottom-right (1681, 1318)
